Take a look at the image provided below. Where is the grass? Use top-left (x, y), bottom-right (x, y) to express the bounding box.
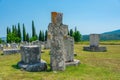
top-left (77, 40), bottom-right (120, 45)
top-left (0, 43), bottom-right (120, 80)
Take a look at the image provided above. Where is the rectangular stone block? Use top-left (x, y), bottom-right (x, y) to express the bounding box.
top-left (51, 12), bottom-right (63, 25)
top-left (90, 34), bottom-right (99, 47)
top-left (20, 45), bottom-right (40, 64)
top-left (64, 36), bottom-right (74, 62)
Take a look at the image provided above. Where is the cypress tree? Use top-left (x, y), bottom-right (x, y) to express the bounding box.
top-left (45, 30), bottom-right (48, 41)
top-left (41, 31), bottom-right (45, 41)
top-left (39, 30), bottom-right (42, 41)
top-left (6, 27), bottom-right (9, 43)
top-left (75, 26), bottom-right (77, 32)
top-left (68, 30), bottom-right (70, 35)
top-left (18, 23), bottom-right (21, 42)
top-left (70, 29), bottom-right (74, 37)
top-left (32, 20), bottom-right (36, 37)
top-left (23, 24), bottom-right (26, 41)
top-left (14, 25), bottom-right (17, 35)
top-left (12, 25), bottom-right (15, 34)
top-left (26, 33), bottom-right (29, 42)
top-left (8, 28), bottom-right (11, 43)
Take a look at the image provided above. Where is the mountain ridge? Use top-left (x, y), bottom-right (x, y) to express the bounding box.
top-left (82, 29), bottom-right (120, 41)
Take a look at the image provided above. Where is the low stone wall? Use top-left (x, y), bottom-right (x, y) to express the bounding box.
top-left (3, 49), bottom-right (20, 55)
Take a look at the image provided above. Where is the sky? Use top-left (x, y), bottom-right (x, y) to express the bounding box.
top-left (0, 0), bottom-right (120, 37)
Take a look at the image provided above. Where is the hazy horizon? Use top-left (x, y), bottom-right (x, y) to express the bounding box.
top-left (0, 0), bottom-right (120, 37)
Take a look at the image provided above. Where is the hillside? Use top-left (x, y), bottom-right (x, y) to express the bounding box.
top-left (82, 29), bottom-right (120, 41)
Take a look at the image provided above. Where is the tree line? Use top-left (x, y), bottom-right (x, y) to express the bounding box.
top-left (6, 20), bottom-right (47, 43)
top-left (6, 21), bottom-right (81, 43)
top-left (68, 27), bottom-right (81, 42)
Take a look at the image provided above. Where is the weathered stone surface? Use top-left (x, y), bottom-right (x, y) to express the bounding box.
top-left (11, 43), bottom-right (18, 49)
top-left (51, 12), bottom-right (63, 26)
top-left (50, 36), bottom-right (66, 71)
top-left (20, 45), bottom-right (40, 64)
top-left (32, 40), bottom-right (41, 47)
top-left (6, 43), bottom-right (11, 47)
top-left (90, 34), bottom-right (99, 47)
top-left (18, 45), bottom-right (47, 72)
top-left (48, 12), bottom-right (80, 71)
top-left (64, 36), bottom-right (74, 62)
top-left (17, 59), bottom-right (47, 72)
top-left (49, 12), bottom-right (67, 71)
top-left (65, 59), bottom-right (80, 66)
top-left (83, 46), bottom-right (107, 52)
top-left (21, 41), bottom-right (29, 46)
top-left (3, 49), bottom-right (20, 55)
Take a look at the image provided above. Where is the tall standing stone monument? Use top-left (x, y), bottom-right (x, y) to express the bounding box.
top-left (48, 12), bottom-right (66, 71)
top-left (83, 34), bottom-right (107, 52)
top-left (48, 12), bottom-right (80, 71)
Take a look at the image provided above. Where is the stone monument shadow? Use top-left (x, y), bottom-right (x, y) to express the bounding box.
top-left (12, 63), bottom-right (53, 72)
top-left (12, 64), bottom-right (20, 69)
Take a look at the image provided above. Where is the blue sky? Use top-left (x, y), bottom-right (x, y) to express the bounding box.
top-left (0, 0), bottom-right (120, 37)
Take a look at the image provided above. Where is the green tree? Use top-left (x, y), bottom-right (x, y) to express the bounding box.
top-left (75, 26), bottom-right (77, 32)
top-left (30, 36), bottom-right (37, 42)
top-left (14, 25), bottom-right (17, 35)
top-left (7, 32), bottom-right (20, 43)
top-left (6, 27), bottom-right (12, 43)
top-left (23, 24), bottom-right (26, 41)
top-left (0, 38), bottom-right (2, 44)
top-left (26, 33), bottom-right (29, 42)
top-left (41, 31), bottom-right (45, 41)
top-left (32, 20), bottom-right (36, 38)
top-left (70, 29), bottom-right (74, 37)
top-left (12, 25), bottom-right (15, 34)
top-left (39, 30), bottom-right (42, 41)
top-left (68, 30), bottom-right (70, 35)
top-left (18, 23), bottom-right (21, 42)
top-left (73, 31), bottom-right (81, 42)
top-left (45, 30), bottom-right (48, 41)
top-left (6, 27), bottom-right (10, 43)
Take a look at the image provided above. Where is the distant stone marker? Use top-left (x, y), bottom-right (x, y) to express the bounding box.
top-left (48, 12), bottom-right (80, 71)
top-left (90, 34), bottom-right (99, 47)
top-left (17, 45), bottom-right (47, 72)
top-left (11, 43), bottom-right (18, 49)
top-left (83, 34), bottom-right (107, 52)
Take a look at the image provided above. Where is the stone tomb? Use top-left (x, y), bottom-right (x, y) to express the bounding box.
top-left (83, 34), bottom-right (107, 52)
top-left (48, 12), bottom-right (80, 71)
top-left (17, 45), bottom-right (47, 72)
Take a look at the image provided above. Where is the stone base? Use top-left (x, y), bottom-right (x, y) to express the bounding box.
top-left (83, 46), bottom-right (107, 52)
top-left (65, 59), bottom-right (80, 66)
top-left (17, 59), bottom-right (47, 72)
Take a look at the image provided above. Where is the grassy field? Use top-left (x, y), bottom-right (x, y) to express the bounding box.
top-left (0, 43), bottom-right (120, 80)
